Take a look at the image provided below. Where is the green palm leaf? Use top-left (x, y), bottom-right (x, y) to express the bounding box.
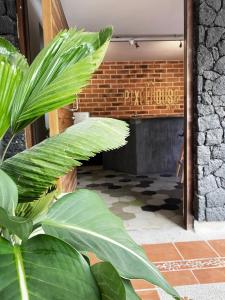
top-left (92, 262), bottom-right (126, 299)
top-left (0, 37), bottom-right (28, 73)
top-left (0, 169), bottom-right (17, 214)
top-left (16, 190), bottom-right (58, 223)
top-left (0, 38), bottom-right (28, 139)
top-left (42, 189), bottom-right (180, 299)
top-left (0, 170), bottom-right (32, 240)
top-left (91, 262), bottom-right (140, 300)
top-left (10, 27), bottom-right (112, 132)
top-left (0, 208), bottom-right (32, 241)
top-left (0, 57), bottom-right (23, 140)
top-left (0, 235), bottom-right (100, 299)
top-left (1, 118), bottom-right (129, 202)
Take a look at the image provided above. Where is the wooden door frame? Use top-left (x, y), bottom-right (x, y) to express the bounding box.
top-left (16, 0), bottom-right (34, 148)
top-left (18, 0), bottom-right (195, 228)
top-left (184, 0), bottom-right (194, 229)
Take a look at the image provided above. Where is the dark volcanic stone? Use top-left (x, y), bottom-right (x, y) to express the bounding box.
top-left (199, 26), bottom-right (205, 44)
top-left (212, 47), bottom-right (220, 61)
top-left (0, 1), bottom-right (5, 15)
top-left (203, 71), bottom-right (220, 80)
top-left (0, 15), bottom-right (15, 34)
top-left (206, 27), bottom-right (225, 48)
top-left (2, 131), bottom-right (25, 158)
top-left (199, 3), bottom-right (217, 25)
top-left (6, 0), bottom-right (16, 19)
top-left (197, 45), bottom-right (214, 75)
top-left (218, 40), bottom-right (225, 56)
top-left (206, 207), bottom-right (225, 221)
top-left (214, 56), bottom-right (225, 75)
top-left (213, 76), bottom-right (225, 95)
top-left (206, 0), bottom-right (221, 11)
top-left (215, 9), bottom-right (225, 27)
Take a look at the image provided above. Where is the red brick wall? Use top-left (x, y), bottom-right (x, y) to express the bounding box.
top-left (76, 61), bottom-right (184, 119)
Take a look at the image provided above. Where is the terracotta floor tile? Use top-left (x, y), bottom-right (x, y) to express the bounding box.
top-left (208, 240), bottom-right (225, 257)
top-left (88, 252), bottom-right (101, 265)
top-left (162, 270), bottom-right (198, 286)
top-left (137, 289), bottom-right (160, 300)
top-left (143, 243), bottom-right (182, 262)
top-left (193, 267), bottom-right (225, 284)
top-left (131, 279), bottom-right (155, 290)
top-left (174, 241), bottom-right (218, 259)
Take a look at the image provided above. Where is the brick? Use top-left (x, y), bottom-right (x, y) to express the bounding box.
top-left (79, 60), bottom-right (184, 118)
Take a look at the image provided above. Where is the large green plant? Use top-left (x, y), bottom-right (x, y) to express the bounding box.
top-left (0, 28), bottom-right (180, 299)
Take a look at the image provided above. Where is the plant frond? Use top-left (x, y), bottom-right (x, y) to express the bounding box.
top-left (2, 118), bottom-right (129, 202)
top-left (0, 37), bottom-right (28, 72)
top-left (0, 57), bottom-right (23, 139)
top-left (10, 27), bottom-right (112, 132)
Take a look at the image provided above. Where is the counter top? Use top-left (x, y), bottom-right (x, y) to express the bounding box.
top-left (121, 115), bottom-right (184, 121)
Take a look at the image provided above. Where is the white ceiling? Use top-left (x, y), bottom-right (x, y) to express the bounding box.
top-left (61, 0), bottom-right (184, 60)
top-left (61, 0), bottom-right (184, 36)
top-left (105, 41), bottom-right (184, 61)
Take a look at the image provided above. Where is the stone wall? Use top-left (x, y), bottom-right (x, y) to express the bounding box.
top-left (195, 0), bottom-right (225, 221)
top-left (0, 0), bottom-right (25, 158)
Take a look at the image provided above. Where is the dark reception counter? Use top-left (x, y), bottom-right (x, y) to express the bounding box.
top-left (103, 116), bottom-right (184, 175)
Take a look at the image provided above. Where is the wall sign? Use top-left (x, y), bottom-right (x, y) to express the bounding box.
top-left (124, 83), bottom-right (180, 106)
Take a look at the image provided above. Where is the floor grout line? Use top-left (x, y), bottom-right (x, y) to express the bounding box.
top-left (135, 288), bottom-right (156, 292)
top-left (173, 242), bottom-right (185, 260)
top-left (205, 240), bottom-right (221, 258)
top-left (190, 269), bottom-right (200, 284)
top-left (159, 265), bottom-right (225, 272)
top-left (152, 256), bottom-right (225, 264)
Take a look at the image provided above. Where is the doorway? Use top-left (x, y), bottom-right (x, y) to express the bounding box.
top-left (66, 0), bottom-right (193, 235)
top-left (19, 0), bottom-right (193, 232)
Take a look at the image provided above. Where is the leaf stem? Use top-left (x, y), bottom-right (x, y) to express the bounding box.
top-left (13, 245), bottom-right (29, 300)
top-left (1, 134), bottom-right (15, 163)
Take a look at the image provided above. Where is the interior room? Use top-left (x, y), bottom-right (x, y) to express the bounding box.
top-left (62, 0), bottom-right (186, 242)
top-left (24, 0), bottom-right (187, 242)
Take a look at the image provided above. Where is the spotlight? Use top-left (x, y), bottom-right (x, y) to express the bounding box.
top-left (179, 41), bottom-right (183, 48)
top-left (129, 39), bottom-right (134, 46)
top-left (134, 41), bottom-right (140, 48)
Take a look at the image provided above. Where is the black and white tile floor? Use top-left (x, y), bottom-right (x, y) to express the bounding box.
top-left (77, 166), bottom-right (185, 241)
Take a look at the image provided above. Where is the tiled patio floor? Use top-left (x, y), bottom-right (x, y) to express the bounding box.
top-left (79, 167), bottom-right (225, 298)
top-left (133, 240), bottom-right (225, 299)
top-left (89, 240), bottom-right (225, 299)
top-left (77, 166), bottom-right (225, 244)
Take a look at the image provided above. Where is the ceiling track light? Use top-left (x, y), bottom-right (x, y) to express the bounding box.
top-left (128, 39), bottom-right (140, 48)
top-left (134, 41), bottom-right (140, 48)
top-left (112, 35), bottom-right (184, 43)
top-left (129, 39), bottom-right (134, 46)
